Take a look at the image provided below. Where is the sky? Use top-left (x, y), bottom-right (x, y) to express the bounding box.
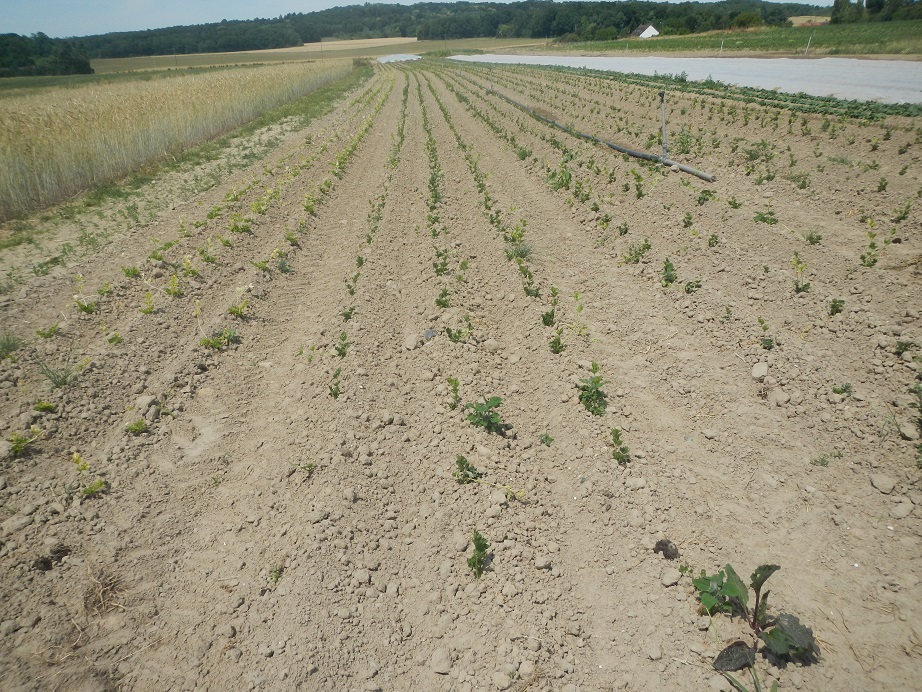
top-left (2, 0), bottom-right (834, 40)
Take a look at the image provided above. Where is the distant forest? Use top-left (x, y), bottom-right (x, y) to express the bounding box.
top-left (0, 33), bottom-right (93, 77)
top-left (66, 1), bottom-right (833, 59)
top-left (831, 0), bottom-right (922, 22)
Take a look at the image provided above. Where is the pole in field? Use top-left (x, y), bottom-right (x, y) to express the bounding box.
top-left (659, 91), bottom-right (668, 161)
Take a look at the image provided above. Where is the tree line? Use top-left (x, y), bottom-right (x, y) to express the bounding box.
top-left (4, 1), bottom-right (839, 69)
top-left (0, 33), bottom-right (93, 77)
top-left (831, 0), bottom-right (922, 23)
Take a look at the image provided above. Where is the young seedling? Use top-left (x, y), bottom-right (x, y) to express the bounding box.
top-left (268, 565), bottom-right (284, 585)
top-left (107, 333), bottom-right (123, 345)
top-left (200, 328), bottom-right (239, 351)
top-left (34, 401), bottom-right (56, 413)
top-left (139, 291), bottom-right (156, 315)
top-left (122, 266), bottom-right (141, 278)
top-left (832, 383), bottom-right (853, 397)
top-left (860, 231), bottom-right (879, 267)
top-left (708, 234), bottom-right (719, 248)
top-left (74, 297), bottom-right (97, 314)
top-left (467, 530), bottom-right (490, 578)
top-left (36, 324), bottom-right (60, 339)
top-left (621, 238), bottom-right (652, 264)
top-left (435, 288), bottom-right (451, 308)
top-left (611, 428), bottom-right (630, 464)
top-left (661, 258), bottom-right (678, 287)
top-left (728, 196), bottom-right (742, 209)
top-left (578, 362), bottom-right (607, 416)
top-left (447, 377), bottom-right (461, 410)
top-left (829, 298), bottom-right (845, 316)
top-left (335, 331), bottom-right (349, 358)
top-left (757, 317), bottom-right (774, 350)
top-left (328, 368), bottom-right (342, 399)
top-left (8, 425), bottom-right (43, 457)
top-left (803, 231), bottom-right (822, 245)
top-left (541, 286), bottom-right (559, 327)
top-left (341, 306), bottom-right (355, 321)
top-left (464, 396), bottom-right (505, 435)
top-left (165, 274), bottom-right (183, 298)
top-left (683, 212), bottom-right (693, 229)
top-left (453, 455), bottom-right (483, 484)
top-left (684, 280), bottom-right (702, 294)
top-left (126, 419), bottom-right (148, 436)
top-left (549, 328), bottom-right (565, 354)
top-left (753, 208), bottom-right (777, 225)
top-left (82, 479), bottom-right (107, 498)
top-left (228, 299), bottom-right (249, 319)
top-left (791, 253), bottom-right (810, 293)
top-left (617, 221), bottom-right (629, 236)
top-left (539, 433), bottom-right (554, 447)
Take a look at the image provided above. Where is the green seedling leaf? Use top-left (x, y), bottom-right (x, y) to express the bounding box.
top-left (713, 641), bottom-right (755, 672)
top-left (776, 613), bottom-right (816, 657)
top-left (759, 627), bottom-right (792, 657)
top-left (723, 564), bottom-right (749, 612)
top-left (750, 564), bottom-right (781, 593)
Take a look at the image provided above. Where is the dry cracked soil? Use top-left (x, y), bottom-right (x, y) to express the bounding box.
top-left (0, 61), bottom-right (921, 691)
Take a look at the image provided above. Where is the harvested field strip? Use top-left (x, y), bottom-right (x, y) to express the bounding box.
top-left (0, 61), bottom-right (920, 692)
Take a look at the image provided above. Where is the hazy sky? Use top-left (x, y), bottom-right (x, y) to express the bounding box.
top-left (3, 0), bottom-right (834, 39)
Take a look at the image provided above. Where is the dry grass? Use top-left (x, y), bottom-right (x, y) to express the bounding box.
top-left (0, 59), bottom-right (352, 221)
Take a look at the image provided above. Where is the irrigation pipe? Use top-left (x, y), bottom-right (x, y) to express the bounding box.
top-left (489, 89), bottom-right (717, 183)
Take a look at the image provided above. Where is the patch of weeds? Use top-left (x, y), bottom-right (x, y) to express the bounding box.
top-left (453, 455), bottom-right (483, 484)
top-left (200, 328), bottom-right (239, 351)
top-left (810, 450), bottom-right (842, 467)
top-left (97, 282), bottom-right (112, 296)
top-left (708, 234), bottom-right (719, 248)
top-left (895, 340), bottom-right (916, 356)
top-left (539, 433), bottom-right (554, 447)
top-left (228, 213), bottom-right (253, 234)
top-left (33, 401), bottom-right (56, 413)
top-left (122, 266), bottom-right (141, 278)
top-left (610, 428), bottom-right (630, 464)
top-left (467, 530), bottom-right (490, 578)
top-left (447, 377), bottom-right (461, 410)
top-left (617, 222), bottom-right (629, 236)
top-left (578, 362), bottom-right (607, 416)
top-left (8, 426), bottom-right (43, 457)
top-left (35, 350), bottom-right (79, 388)
top-left (661, 258), bottom-right (678, 287)
top-left (125, 419), bottom-right (148, 436)
top-left (334, 331), bottom-right (349, 358)
top-left (107, 332), bottom-right (123, 345)
top-left (268, 565), bottom-right (284, 585)
top-left (74, 297), bottom-right (97, 314)
top-left (36, 324), bottom-right (60, 339)
top-left (683, 212), bottom-right (693, 229)
top-left (0, 331), bottom-right (23, 359)
top-left (684, 280), bottom-right (702, 294)
top-left (832, 383), bottom-right (853, 397)
top-left (728, 196), bottom-right (742, 209)
top-left (829, 298), bottom-right (845, 316)
top-left (697, 189), bottom-right (716, 205)
top-left (621, 238), bottom-right (651, 264)
top-left (464, 396), bottom-right (505, 435)
top-left (753, 208), bottom-right (778, 225)
top-left (803, 231), bottom-right (822, 245)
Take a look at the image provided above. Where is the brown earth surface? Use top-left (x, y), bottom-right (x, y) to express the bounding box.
top-left (1, 61), bottom-right (921, 691)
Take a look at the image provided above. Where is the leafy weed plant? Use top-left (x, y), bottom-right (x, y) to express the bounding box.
top-left (464, 396), bottom-right (505, 435)
top-left (468, 531), bottom-right (490, 578)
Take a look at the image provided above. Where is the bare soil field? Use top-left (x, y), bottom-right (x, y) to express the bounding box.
top-left (1, 61), bottom-right (921, 691)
